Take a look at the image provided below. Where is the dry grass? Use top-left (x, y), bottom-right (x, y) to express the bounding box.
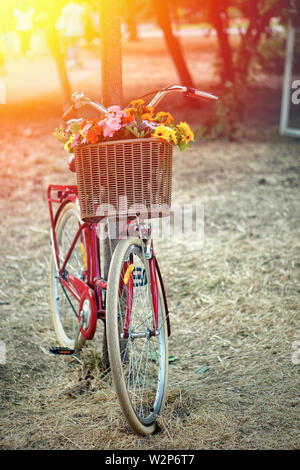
top-left (0, 129), bottom-right (299, 450)
top-left (0, 36), bottom-right (299, 449)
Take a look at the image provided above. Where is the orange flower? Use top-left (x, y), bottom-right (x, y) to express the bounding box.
top-left (142, 113), bottom-right (154, 121)
top-left (142, 106), bottom-right (154, 121)
top-left (80, 119), bottom-right (88, 130)
top-left (129, 99), bottom-right (145, 108)
top-left (124, 108), bottom-right (136, 118)
top-left (155, 112), bottom-right (174, 125)
top-left (144, 105), bottom-right (154, 115)
top-left (92, 122), bottom-right (103, 135)
top-left (85, 129), bottom-right (98, 144)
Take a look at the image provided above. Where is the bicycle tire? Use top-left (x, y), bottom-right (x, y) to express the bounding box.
top-left (106, 237), bottom-right (168, 435)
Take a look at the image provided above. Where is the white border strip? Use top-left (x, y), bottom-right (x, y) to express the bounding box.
top-left (280, 24), bottom-right (300, 138)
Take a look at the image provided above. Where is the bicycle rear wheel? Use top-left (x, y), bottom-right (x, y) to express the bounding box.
top-left (50, 201), bottom-right (86, 350)
top-left (106, 237), bottom-right (168, 435)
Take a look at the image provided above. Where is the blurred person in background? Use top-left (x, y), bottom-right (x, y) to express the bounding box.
top-left (58, 1), bottom-right (86, 68)
top-left (83, 2), bottom-right (99, 47)
top-left (14, 3), bottom-right (35, 58)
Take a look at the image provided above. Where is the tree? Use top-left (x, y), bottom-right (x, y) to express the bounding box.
top-left (196, 0), bottom-right (300, 85)
top-left (122, 0), bottom-right (138, 41)
top-left (99, 0), bottom-right (123, 107)
top-left (47, 3), bottom-right (71, 109)
top-left (152, 0), bottom-right (195, 87)
top-left (205, 0), bottom-right (235, 84)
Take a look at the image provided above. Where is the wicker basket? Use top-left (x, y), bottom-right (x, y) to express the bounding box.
top-left (74, 138), bottom-right (173, 222)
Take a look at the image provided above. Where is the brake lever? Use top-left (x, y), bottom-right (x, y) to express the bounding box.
top-left (71, 91), bottom-right (89, 109)
top-left (185, 87), bottom-right (218, 101)
top-left (71, 91), bottom-right (108, 113)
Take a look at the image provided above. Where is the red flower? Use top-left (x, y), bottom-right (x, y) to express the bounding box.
top-left (68, 155), bottom-right (76, 172)
top-left (85, 130), bottom-right (98, 144)
top-left (122, 113), bottom-right (135, 124)
top-left (80, 119), bottom-right (88, 130)
top-left (92, 122), bottom-right (103, 135)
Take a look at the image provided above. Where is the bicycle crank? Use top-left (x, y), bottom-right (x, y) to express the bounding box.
top-left (49, 317), bottom-right (84, 355)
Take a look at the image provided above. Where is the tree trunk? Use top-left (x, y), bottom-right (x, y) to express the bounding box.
top-left (99, 0), bottom-right (123, 280)
top-left (153, 0), bottom-right (194, 87)
top-left (99, 0), bottom-right (123, 107)
top-left (208, 2), bottom-right (234, 84)
top-left (126, 0), bottom-right (138, 41)
top-left (238, 18), bottom-right (274, 81)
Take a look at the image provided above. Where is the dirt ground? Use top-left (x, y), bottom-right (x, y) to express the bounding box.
top-left (0, 36), bottom-right (299, 450)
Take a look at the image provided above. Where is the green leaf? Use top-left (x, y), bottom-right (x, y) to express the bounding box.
top-left (195, 365), bottom-right (209, 374)
top-left (178, 141), bottom-right (189, 152)
top-left (168, 355), bottom-right (179, 364)
top-left (125, 124), bottom-right (138, 137)
top-left (186, 352), bottom-right (200, 358)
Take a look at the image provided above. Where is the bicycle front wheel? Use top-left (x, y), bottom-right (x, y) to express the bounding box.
top-left (106, 237), bottom-right (168, 435)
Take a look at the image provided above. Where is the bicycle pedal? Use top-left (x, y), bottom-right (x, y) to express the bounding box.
top-left (49, 346), bottom-right (75, 355)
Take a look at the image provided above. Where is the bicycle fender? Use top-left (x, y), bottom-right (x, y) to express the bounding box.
top-left (154, 257), bottom-right (171, 337)
top-left (67, 273), bottom-right (98, 340)
top-left (53, 195), bottom-right (78, 228)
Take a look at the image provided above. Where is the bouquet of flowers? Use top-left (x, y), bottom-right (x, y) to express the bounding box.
top-left (53, 99), bottom-right (195, 154)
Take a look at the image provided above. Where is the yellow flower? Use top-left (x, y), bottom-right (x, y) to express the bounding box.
top-left (177, 122), bottom-right (194, 143)
top-left (168, 127), bottom-right (178, 145)
top-left (152, 125), bottom-right (177, 145)
top-left (64, 135), bottom-right (75, 152)
top-left (151, 126), bottom-right (169, 142)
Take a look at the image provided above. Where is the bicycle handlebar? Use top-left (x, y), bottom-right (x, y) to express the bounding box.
top-left (62, 91), bottom-right (108, 121)
top-left (148, 85), bottom-right (218, 108)
top-left (62, 104), bottom-right (77, 121)
top-left (62, 86), bottom-right (218, 121)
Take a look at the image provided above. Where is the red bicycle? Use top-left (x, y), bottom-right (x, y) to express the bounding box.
top-left (48, 85), bottom-right (217, 435)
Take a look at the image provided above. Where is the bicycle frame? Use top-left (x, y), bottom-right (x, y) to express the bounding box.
top-left (48, 185), bottom-right (170, 342)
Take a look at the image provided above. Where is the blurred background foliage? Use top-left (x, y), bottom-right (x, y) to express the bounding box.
top-left (0, 0), bottom-right (299, 139)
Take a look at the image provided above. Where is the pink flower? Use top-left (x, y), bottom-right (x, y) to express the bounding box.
top-left (107, 105), bottom-right (122, 114)
top-left (101, 117), bottom-right (122, 137)
top-left (70, 132), bottom-right (82, 148)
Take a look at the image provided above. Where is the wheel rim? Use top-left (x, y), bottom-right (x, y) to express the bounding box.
top-left (115, 244), bottom-right (167, 425)
top-left (51, 206), bottom-right (86, 348)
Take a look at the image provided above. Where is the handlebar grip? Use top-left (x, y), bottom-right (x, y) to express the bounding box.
top-left (186, 87), bottom-right (218, 101)
top-left (62, 105), bottom-right (77, 122)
